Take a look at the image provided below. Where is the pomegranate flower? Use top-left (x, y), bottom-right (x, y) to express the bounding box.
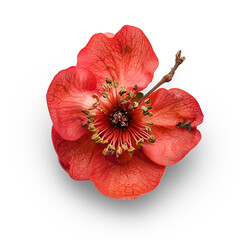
top-left (47, 25), bottom-right (203, 200)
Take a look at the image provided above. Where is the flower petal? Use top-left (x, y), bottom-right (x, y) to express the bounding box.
top-left (149, 88), bottom-right (203, 128)
top-left (47, 66), bottom-right (98, 141)
top-left (52, 127), bottom-right (101, 180)
top-left (142, 126), bottom-right (202, 166)
top-left (90, 151), bottom-right (165, 200)
top-left (77, 25), bottom-right (159, 91)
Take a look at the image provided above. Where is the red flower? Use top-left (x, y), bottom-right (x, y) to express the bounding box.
top-left (47, 25), bottom-right (203, 200)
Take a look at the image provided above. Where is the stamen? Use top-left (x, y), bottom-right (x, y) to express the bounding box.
top-left (112, 80), bottom-right (119, 88)
top-left (133, 85), bottom-right (138, 91)
top-left (145, 120), bottom-right (153, 125)
top-left (119, 86), bottom-right (127, 96)
top-left (100, 139), bottom-right (109, 145)
top-left (81, 109), bottom-right (89, 115)
top-left (102, 148), bottom-right (109, 156)
top-left (128, 146), bottom-right (135, 156)
top-left (88, 102), bottom-right (100, 110)
top-left (144, 98), bottom-right (151, 104)
top-left (88, 123), bottom-right (96, 132)
top-left (116, 146), bottom-right (123, 158)
top-left (145, 126), bottom-right (151, 132)
top-left (101, 83), bottom-right (107, 90)
top-left (92, 93), bottom-right (100, 101)
top-left (127, 90), bottom-right (133, 99)
top-left (91, 133), bottom-right (101, 141)
top-left (105, 78), bottom-right (112, 84)
top-left (81, 121), bottom-right (87, 127)
top-left (102, 91), bottom-right (109, 98)
top-left (122, 143), bottom-right (128, 151)
top-left (146, 105), bottom-right (152, 109)
top-left (136, 138), bottom-right (144, 148)
top-left (148, 112), bottom-right (153, 117)
top-left (147, 135), bottom-right (156, 143)
top-left (87, 112), bottom-right (96, 118)
top-left (107, 144), bottom-right (115, 155)
top-left (87, 118), bottom-right (95, 123)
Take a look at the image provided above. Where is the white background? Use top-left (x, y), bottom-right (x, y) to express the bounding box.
top-left (1, 0), bottom-right (240, 239)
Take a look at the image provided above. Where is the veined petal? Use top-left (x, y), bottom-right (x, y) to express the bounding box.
top-left (142, 88), bottom-right (203, 166)
top-left (142, 126), bottom-right (202, 166)
top-left (52, 127), bottom-right (101, 180)
top-left (149, 88), bottom-right (203, 128)
top-left (77, 25), bottom-right (159, 91)
top-left (47, 66), bottom-right (98, 141)
top-left (90, 151), bottom-right (165, 200)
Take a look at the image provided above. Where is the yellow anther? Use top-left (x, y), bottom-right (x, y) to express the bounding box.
top-left (100, 139), bottom-right (109, 145)
top-left (107, 83), bottom-right (113, 89)
top-left (87, 112), bottom-right (96, 118)
top-left (146, 105), bottom-right (152, 109)
top-left (133, 85), bottom-right (138, 91)
top-left (112, 80), bottom-right (119, 88)
top-left (105, 78), bottom-right (112, 84)
top-left (136, 138), bottom-right (144, 148)
top-left (81, 109), bottom-right (89, 115)
top-left (94, 138), bottom-right (103, 144)
top-left (87, 123), bottom-right (95, 132)
top-left (147, 135), bottom-right (156, 143)
top-left (121, 144), bottom-right (128, 151)
top-left (143, 111), bottom-right (150, 116)
top-left (87, 118), bottom-right (95, 123)
top-left (133, 102), bottom-right (139, 109)
top-left (107, 144), bottom-right (115, 154)
top-left (141, 106), bottom-right (148, 112)
top-left (91, 134), bottom-right (101, 141)
top-left (102, 91), bottom-right (109, 98)
top-left (88, 102), bottom-right (100, 110)
top-left (119, 86), bottom-right (127, 96)
top-left (144, 98), bottom-right (151, 104)
top-left (101, 83), bottom-right (107, 90)
top-left (148, 112), bottom-right (153, 117)
top-left (100, 109), bottom-right (106, 114)
top-left (81, 121), bottom-right (87, 127)
top-left (120, 99), bottom-right (128, 105)
top-left (128, 146), bottom-right (135, 156)
top-left (145, 120), bottom-right (153, 125)
top-left (102, 148), bottom-right (109, 156)
top-left (127, 90), bottom-right (133, 99)
top-left (92, 93), bottom-right (100, 101)
top-left (92, 128), bottom-right (99, 134)
top-left (145, 126), bottom-right (151, 132)
top-left (116, 146), bottom-right (123, 158)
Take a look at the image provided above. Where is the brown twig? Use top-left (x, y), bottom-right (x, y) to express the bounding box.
top-left (138, 50), bottom-right (185, 104)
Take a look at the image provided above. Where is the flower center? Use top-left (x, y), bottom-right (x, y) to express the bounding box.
top-left (81, 78), bottom-right (156, 158)
top-left (110, 109), bottom-right (129, 128)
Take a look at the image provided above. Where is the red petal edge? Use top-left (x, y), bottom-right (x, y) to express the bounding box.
top-left (52, 126), bottom-right (101, 180)
top-left (77, 25), bottom-right (159, 91)
top-left (90, 151), bottom-right (165, 200)
top-left (47, 66), bottom-right (98, 141)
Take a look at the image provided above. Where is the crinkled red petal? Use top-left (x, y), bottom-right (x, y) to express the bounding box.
top-left (47, 66), bottom-right (98, 141)
top-left (142, 88), bottom-right (203, 166)
top-left (90, 150), bottom-right (165, 200)
top-left (149, 88), bottom-right (203, 128)
top-left (142, 126), bottom-right (202, 166)
top-left (52, 127), bottom-right (101, 180)
top-left (77, 25), bottom-right (159, 91)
